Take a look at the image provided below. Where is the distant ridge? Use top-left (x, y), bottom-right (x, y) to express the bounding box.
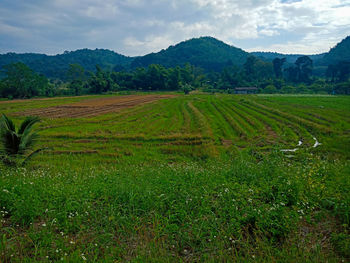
top-left (0, 49), bottom-right (132, 79)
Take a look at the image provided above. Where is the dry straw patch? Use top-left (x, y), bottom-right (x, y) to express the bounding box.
top-left (16, 95), bottom-right (176, 118)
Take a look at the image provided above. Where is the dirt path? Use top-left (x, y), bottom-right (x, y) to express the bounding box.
top-left (17, 95), bottom-right (176, 118)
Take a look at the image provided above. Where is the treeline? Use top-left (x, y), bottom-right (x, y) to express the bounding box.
top-left (0, 62), bottom-right (204, 98)
top-left (0, 56), bottom-right (349, 99)
top-left (206, 55), bottom-right (350, 94)
top-left (0, 63), bottom-right (53, 99)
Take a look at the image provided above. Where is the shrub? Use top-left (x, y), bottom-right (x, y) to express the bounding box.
top-left (0, 114), bottom-right (42, 166)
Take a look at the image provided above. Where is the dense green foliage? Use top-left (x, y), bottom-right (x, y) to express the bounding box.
top-left (0, 94), bottom-right (349, 262)
top-left (55, 63), bottom-right (203, 96)
top-left (1, 36), bottom-right (350, 98)
top-left (0, 63), bottom-right (52, 99)
top-left (322, 36), bottom-right (350, 65)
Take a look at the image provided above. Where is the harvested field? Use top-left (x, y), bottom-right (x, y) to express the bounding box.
top-left (17, 94), bottom-right (176, 118)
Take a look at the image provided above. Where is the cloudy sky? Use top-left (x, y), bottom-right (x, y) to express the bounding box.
top-left (0, 0), bottom-right (349, 56)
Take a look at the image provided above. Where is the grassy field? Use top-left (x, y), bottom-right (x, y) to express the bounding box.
top-left (0, 93), bottom-right (349, 262)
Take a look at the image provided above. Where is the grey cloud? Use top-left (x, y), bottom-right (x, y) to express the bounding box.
top-left (0, 0), bottom-right (349, 55)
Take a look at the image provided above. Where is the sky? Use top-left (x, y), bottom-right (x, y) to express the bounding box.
top-left (0, 0), bottom-right (349, 56)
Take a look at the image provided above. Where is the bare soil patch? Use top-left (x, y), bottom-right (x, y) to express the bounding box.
top-left (17, 95), bottom-right (176, 118)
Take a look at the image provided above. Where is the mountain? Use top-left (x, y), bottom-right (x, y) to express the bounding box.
top-left (131, 37), bottom-right (250, 71)
top-left (0, 49), bottom-right (133, 80)
top-left (1, 36), bottom-right (349, 79)
top-left (321, 36), bottom-right (350, 65)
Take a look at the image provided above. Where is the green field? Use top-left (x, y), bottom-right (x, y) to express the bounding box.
top-left (1, 94), bottom-right (349, 262)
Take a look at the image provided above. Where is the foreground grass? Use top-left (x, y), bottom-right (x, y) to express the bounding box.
top-left (1, 94), bottom-right (349, 262)
top-left (1, 154), bottom-right (349, 262)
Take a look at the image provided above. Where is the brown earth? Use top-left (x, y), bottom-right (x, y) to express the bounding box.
top-left (0, 95), bottom-right (91, 104)
top-left (16, 95), bottom-right (176, 118)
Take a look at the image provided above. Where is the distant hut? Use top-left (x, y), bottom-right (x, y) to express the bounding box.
top-left (234, 87), bottom-right (258, 94)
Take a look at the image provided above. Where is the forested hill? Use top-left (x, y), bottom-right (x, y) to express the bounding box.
top-left (130, 37), bottom-right (250, 71)
top-left (0, 49), bottom-right (132, 80)
top-left (321, 36), bottom-right (350, 65)
top-left (1, 36), bottom-right (349, 80)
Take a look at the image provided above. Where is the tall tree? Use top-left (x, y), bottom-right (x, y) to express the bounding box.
top-left (295, 56), bottom-right (313, 83)
top-left (272, 58), bottom-right (286, 78)
top-left (66, 64), bottom-right (87, 95)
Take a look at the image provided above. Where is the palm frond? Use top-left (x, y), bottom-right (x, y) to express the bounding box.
top-left (21, 147), bottom-right (48, 166)
top-left (0, 129), bottom-right (20, 155)
top-left (0, 114), bottom-right (16, 132)
top-left (18, 116), bottom-right (40, 135)
top-left (18, 130), bottom-right (38, 154)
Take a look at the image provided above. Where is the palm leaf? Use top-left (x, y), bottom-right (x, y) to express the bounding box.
top-left (18, 116), bottom-right (40, 135)
top-left (0, 129), bottom-right (20, 155)
top-left (18, 130), bottom-right (38, 154)
top-left (0, 114), bottom-right (16, 132)
top-left (21, 147), bottom-right (48, 166)
top-left (0, 114), bottom-right (40, 157)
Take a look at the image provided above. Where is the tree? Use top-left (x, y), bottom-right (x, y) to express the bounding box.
top-left (337, 61), bottom-right (350, 82)
top-left (327, 61), bottom-right (350, 83)
top-left (243, 56), bottom-right (273, 83)
top-left (0, 114), bottom-right (42, 166)
top-left (167, 67), bottom-right (181, 90)
top-left (264, 84), bottom-right (277, 94)
top-left (66, 64), bottom-right (87, 95)
top-left (146, 64), bottom-right (167, 90)
top-left (0, 62), bottom-right (50, 99)
top-left (284, 66), bottom-right (299, 83)
top-left (244, 56), bottom-right (259, 81)
top-left (88, 65), bottom-right (114, 94)
top-left (295, 56), bottom-right (313, 83)
top-left (182, 84), bottom-right (192, 94)
top-left (272, 58), bottom-right (286, 78)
